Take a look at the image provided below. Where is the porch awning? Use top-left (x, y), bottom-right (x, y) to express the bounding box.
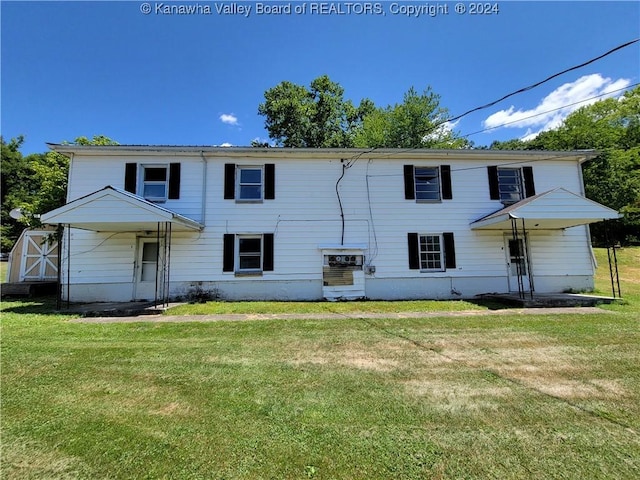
top-left (470, 188), bottom-right (621, 230)
top-left (40, 186), bottom-right (204, 232)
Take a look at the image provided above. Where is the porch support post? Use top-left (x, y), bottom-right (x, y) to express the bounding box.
top-left (56, 225), bottom-right (63, 310)
top-left (66, 224), bottom-right (71, 308)
top-left (155, 222), bottom-right (161, 306)
top-left (164, 222), bottom-right (172, 307)
top-left (605, 220), bottom-right (622, 298)
top-left (521, 218), bottom-right (534, 299)
top-left (511, 216), bottom-right (525, 299)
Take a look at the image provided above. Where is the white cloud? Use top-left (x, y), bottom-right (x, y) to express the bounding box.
top-left (423, 119), bottom-right (459, 142)
top-left (482, 74), bottom-right (631, 139)
top-left (219, 142), bottom-right (233, 147)
top-left (219, 113), bottom-right (239, 126)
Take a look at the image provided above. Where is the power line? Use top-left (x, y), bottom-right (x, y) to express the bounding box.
top-left (351, 38), bottom-right (639, 162)
top-left (445, 38), bottom-right (639, 126)
top-left (461, 82), bottom-right (640, 139)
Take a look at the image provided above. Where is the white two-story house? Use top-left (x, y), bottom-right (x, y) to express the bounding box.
top-left (41, 145), bottom-right (619, 303)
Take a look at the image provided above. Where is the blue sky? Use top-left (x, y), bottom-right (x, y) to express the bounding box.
top-left (2, 1), bottom-right (639, 154)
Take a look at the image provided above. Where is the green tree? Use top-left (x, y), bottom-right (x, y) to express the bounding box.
top-left (0, 135), bottom-right (118, 251)
top-left (258, 75), bottom-right (374, 147)
top-left (1, 136), bottom-right (40, 251)
top-left (354, 87), bottom-right (471, 149)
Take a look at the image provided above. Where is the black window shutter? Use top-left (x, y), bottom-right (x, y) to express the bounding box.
top-left (523, 166), bottom-right (535, 198)
top-left (264, 164), bottom-right (275, 200)
top-left (223, 234), bottom-right (235, 272)
top-left (487, 166), bottom-right (500, 200)
top-left (224, 163), bottom-right (235, 199)
top-left (125, 163), bottom-right (137, 194)
top-left (443, 232), bottom-right (456, 269)
top-left (263, 233), bottom-right (274, 271)
top-left (168, 163), bottom-right (181, 199)
top-left (408, 233), bottom-right (420, 270)
top-left (441, 165), bottom-right (452, 200)
top-left (404, 165), bottom-right (415, 200)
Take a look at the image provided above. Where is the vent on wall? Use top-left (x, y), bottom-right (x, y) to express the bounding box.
top-left (325, 255), bottom-right (363, 267)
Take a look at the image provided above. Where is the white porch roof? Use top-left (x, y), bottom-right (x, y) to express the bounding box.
top-left (41, 186), bottom-right (204, 232)
top-left (470, 188), bottom-right (621, 230)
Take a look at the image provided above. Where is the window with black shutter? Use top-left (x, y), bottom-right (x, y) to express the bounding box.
top-left (408, 232), bottom-right (456, 272)
top-left (488, 166), bottom-right (536, 204)
top-left (404, 165), bottom-right (452, 201)
top-left (223, 233), bottom-right (274, 274)
top-left (224, 163), bottom-right (275, 201)
top-left (123, 162), bottom-right (181, 202)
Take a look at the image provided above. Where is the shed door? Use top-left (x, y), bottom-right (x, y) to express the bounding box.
top-left (19, 231), bottom-right (58, 281)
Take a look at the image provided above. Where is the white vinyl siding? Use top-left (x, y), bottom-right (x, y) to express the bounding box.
top-left (59, 150), bottom-right (596, 301)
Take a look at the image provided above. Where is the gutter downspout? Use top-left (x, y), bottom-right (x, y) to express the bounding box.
top-left (66, 153), bottom-right (75, 203)
top-left (200, 151), bottom-right (207, 225)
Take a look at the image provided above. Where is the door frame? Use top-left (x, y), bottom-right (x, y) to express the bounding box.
top-left (19, 231), bottom-right (59, 281)
top-left (504, 234), bottom-right (531, 293)
top-left (133, 237), bottom-right (159, 301)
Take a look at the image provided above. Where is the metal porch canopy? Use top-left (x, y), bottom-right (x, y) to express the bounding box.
top-left (40, 186), bottom-right (203, 232)
top-left (470, 188), bottom-right (620, 231)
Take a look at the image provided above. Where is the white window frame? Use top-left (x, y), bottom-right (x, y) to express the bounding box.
top-left (140, 164), bottom-right (169, 203)
top-left (497, 167), bottom-right (524, 205)
top-left (236, 234), bottom-right (263, 273)
top-left (418, 234), bottom-right (444, 272)
top-left (236, 166), bottom-right (264, 202)
top-left (414, 166), bottom-right (441, 202)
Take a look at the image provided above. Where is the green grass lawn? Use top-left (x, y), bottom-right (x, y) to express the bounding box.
top-left (2, 248), bottom-right (639, 479)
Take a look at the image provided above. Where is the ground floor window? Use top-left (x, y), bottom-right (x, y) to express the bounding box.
top-left (223, 233), bottom-right (274, 274)
top-left (419, 234), bottom-right (443, 271)
top-left (238, 235), bottom-right (262, 272)
top-left (408, 232), bottom-right (456, 271)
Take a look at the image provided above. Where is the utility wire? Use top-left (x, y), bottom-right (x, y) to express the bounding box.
top-left (350, 38), bottom-right (639, 162)
top-left (461, 82), bottom-right (640, 139)
top-left (445, 38), bottom-right (639, 126)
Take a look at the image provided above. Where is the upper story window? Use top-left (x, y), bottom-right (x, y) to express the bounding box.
top-left (238, 167), bottom-right (263, 201)
top-left (415, 167), bottom-right (441, 201)
top-left (488, 166), bottom-right (535, 205)
top-left (497, 168), bottom-right (523, 204)
top-left (142, 165), bottom-right (169, 202)
top-left (124, 162), bottom-right (181, 202)
top-left (225, 163), bottom-right (275, 201)
top-left (404, 165), bottom-right (452, 202)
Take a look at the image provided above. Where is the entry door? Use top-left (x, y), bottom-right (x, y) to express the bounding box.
top-left (504, 236), bottom-right (530, 292)
top-left (135, 239), bottom-right (159, 300)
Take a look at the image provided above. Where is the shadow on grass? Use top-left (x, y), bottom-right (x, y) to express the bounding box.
top-left (0, 295), bottom-right (64, 315)
top-left (466, 298), bottom-right (514, 310)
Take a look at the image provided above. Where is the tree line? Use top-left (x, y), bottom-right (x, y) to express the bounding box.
top-left (2, 78), bottom-right (638, 251)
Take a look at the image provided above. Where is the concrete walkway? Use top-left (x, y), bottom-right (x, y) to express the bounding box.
top-left (69, 306), bottom-right (611, 323)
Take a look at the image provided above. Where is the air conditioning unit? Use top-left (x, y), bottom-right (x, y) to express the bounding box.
top-left (326, 254), bottom-right (363, 267)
